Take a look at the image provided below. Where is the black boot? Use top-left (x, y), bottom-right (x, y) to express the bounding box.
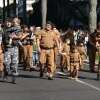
top-left (48, 76), bottom-right (53, 80)
top-left (61, 66), bottom-right (64, 72)
top-left (40, 70), bottom-right (43, 77)
top-left (39, 64), bottom-right (45, 77)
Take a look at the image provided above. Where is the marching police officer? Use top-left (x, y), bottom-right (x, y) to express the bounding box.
top-left (60, 36), bottom-right (70, 72)
top-left (69, 45), bottom-right (81, 80)
top-left (21, 25), bottom-right (35, 71)
top-left (37, 22), bottom-right (59, 80)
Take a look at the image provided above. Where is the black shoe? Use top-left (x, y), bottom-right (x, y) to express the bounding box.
top-left (61, 68), bottom-right (64, 72)
top-left (30, 68), bottom-right (34, 72)
top-left (30, 67), bottom-right (38, 72)
top-left (11, 75), bottom-right (16, 84)
top-left (48, 77), bottom-right (53, 80)
top-left (23, 67), bottom-right (26, 71)
top-left (40, 71), bottom-right (44, 77)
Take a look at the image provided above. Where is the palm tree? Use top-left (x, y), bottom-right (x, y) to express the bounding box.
top-left (89, 0), bottom-right (97, 33)
top-left (41, 0), bottom-right (47, 28)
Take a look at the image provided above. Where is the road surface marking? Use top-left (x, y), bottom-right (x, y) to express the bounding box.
top-left (76, 79), bottom-right (100, 92)
top-left (56, 71), bottom-right (67, 76)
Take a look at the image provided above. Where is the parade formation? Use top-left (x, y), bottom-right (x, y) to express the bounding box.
top-left (0, 17), bottom-right (100, 84)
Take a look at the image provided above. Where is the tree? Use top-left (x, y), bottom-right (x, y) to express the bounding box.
top-left (41, 0), bottom-right (47, 28)
top-left (0, 7), bottom-right (3, 20)
top-left (3, 0), bottom-right (6, 22)
top-left (89, 0), bottom-right (97, 33)
top-left (7, 0), bottom-right (10, 17)
top-left (14, 0), bottom-right (16, 16)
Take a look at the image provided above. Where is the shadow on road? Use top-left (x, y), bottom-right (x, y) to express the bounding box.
top-left (78, 76), bottom-right (97, 81)
top-left (18, 74), bottom-right (39, 79)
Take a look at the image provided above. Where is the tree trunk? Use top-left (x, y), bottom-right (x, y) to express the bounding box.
top-left (7, 0), bottom-right (10, 17)
top-left (14, 0), bottom-right (16, 16)
top-left (3, 0), bottom-right (6, 22)
top-left (89, 0), bottom-right (97, 33)
top-left (41, 0), bottom-right (47, 28)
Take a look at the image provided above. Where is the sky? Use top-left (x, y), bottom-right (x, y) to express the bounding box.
top-left (0, 0), bottom-right (14, 8)
top-left (0, 0), bottom-right (3, 7)
top-left (0, 0), bottom-right (38, 8)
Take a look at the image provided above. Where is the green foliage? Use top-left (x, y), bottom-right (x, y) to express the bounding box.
top-left (96, 53), bottom-right (100, 62)
top-left (0, 7), bottom-right (3, 20)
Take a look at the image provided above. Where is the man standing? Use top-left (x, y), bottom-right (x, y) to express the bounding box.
top-left (60, 38), bottom-right (70, 72)
top-left (37, 22), bottom-right (59, 80)
top-left (69, 45), bottom-right (81, 80)
top-left (29, 26), bottom-right (37, 70)
top-left (3, 18), bottom-right (22, 83)
top-left (87, 31), bottom-right (97, 72)
top-left (87, 23), bottom-right (100, 72)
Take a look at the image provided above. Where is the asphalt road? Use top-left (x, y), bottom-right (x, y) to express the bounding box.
top-left (0, 64), bottom-right (100, 100)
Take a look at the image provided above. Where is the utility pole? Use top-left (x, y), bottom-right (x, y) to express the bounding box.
top-left (41, 0), bottom-right (47, 28)
top-left (89, 0), bottom-right (97, 33)
top-left (3, 0), bottom-right (6, 22)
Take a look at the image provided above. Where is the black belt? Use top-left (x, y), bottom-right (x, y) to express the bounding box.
top-left (70, 61), bottom-right (80, 63)
top-left (40, 46), bottom-right (54, 50)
